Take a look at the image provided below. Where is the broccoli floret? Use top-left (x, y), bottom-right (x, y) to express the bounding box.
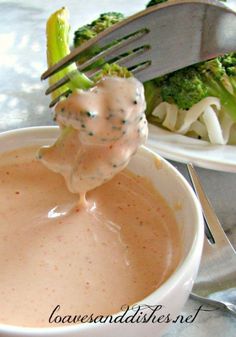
top-left (197, 58), bottom-right (236, 121)
top-left (150, 57), bottom-right (236, 121)
top-left (220, 52), bottom-right (236, 92)
top-left (90, 12), bottom-right (125, 33)
top-left (73, 26), bottom-right (97, 47)
top-left (73, 11), bottom-right (131, 84)
top-left (146, 0), bottom-right (168, 7)
top-left (160, 66), bottom-right (207, 110)
top-left (144, 80), bottom-right (163, 116)
top-left (73, 12), bottom-right (124, 68)
top-left (74, 12), bottom-right (124, 47)
top-left (221, 53), bottom-right (236, 73)
top-left (93, 63), bottom-right (132, 82)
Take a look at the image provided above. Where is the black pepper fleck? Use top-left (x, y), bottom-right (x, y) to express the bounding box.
top-left (86, 111), bottom-right (96, 118)
top-left (88, 132), bottom-right (94, 136)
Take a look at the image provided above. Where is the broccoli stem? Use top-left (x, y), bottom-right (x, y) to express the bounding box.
top-left (46, 7), bottom-right (93, 99)
top-left (144, 80), bottom-right (162, 117)
top-left (45, 7), bottom-right (95, 155)
top-left (206, 78), bottom-right (236, 122)
top-left (229, 77), bottom-right (236, 95)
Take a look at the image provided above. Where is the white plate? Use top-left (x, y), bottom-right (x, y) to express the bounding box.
top-left (147, 124), bottom-right (236, 173)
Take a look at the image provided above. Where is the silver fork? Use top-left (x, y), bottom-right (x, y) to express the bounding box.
top-left (187, 163), bottom-right (236, 316)
top-left (41, 0), bottom-right (236, 107)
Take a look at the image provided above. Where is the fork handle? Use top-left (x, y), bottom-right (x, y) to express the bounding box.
top-left (190, 293), bottom-right (236, 316)
top-left (187, 163), bottom-right (235, 250)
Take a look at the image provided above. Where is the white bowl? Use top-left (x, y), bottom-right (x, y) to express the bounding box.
top-left (0, 126), bottom-right (204, 337)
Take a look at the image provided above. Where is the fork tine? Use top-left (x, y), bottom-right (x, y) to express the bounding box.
top-left (44, 0), bottom-right (236, 106)
top-left (42, 0), bottom-right (177, 81)
top-left (41, 12), bottom-right (150, 81)
top-left (86, 60), bottom-right (151, 82)
top-left (115, 48), bottom-right (151, 72)
top-left (48, 59), bottom-right (151, 106)
top-left (78, 29), bottom-right (149, 72)
top-left (188, 163), bottom-right (236, 315)
top-left (45, 45), bottom-right (150, 97)
top-left (45, 75), bottom-right (70, 95)
top-left (42, 0), bottom-right (236, 82)
top-left (111, 45), bottom-right (150, 65)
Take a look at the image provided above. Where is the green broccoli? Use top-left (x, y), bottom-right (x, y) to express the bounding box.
top-left (220, 52), bottom-right (236, 93)
top-left (46, 7), bottom-right (93, 99)
top-left (159, 66), bottom-right (206, 110)
top-left (93, 63), bottom-right (132, 82)
top-left (145, 57), bottom-right (236, 121)
top-left (73, 12), bottom-right (125, 68)
top-left (74, 12), bottom-right (124, 47)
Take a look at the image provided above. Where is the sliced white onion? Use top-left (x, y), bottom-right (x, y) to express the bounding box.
top-left (219, 109), bottom-right (235, 144)
top-left (202, 106), bottom-right (225, 144)
top-left (152, 102), bottom-right (178, 131)
top-left (150, 96), bottom-right (236, 145)
top-left (188, 120), bottom-right (208, 139)
top-left (177, 97), bottom-right (221, 134)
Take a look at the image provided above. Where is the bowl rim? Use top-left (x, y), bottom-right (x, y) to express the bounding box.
top-left (0, 126), bottom-right (204, 335)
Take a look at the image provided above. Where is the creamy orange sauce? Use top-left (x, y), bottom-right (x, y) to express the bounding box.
top-left (0, 146), bottom-right (181, 328)
top-left (38, 77), bottom-right (148, 197)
